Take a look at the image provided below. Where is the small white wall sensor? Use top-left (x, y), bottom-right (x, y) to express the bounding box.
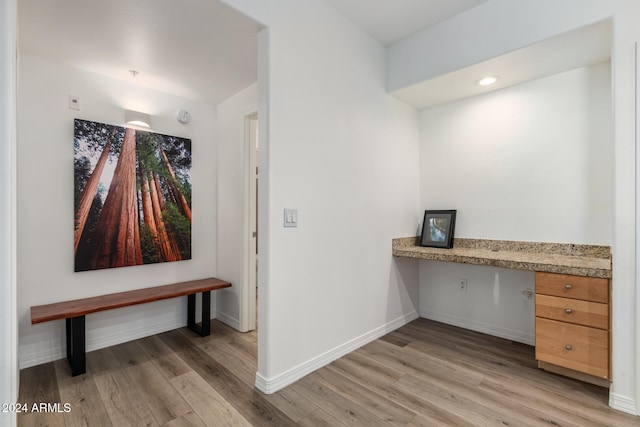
top-left (176, 109), bottom-right (191, 124)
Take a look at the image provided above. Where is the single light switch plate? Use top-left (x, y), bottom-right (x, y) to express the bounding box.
top-left (284, 209), bottom-right (297, 227)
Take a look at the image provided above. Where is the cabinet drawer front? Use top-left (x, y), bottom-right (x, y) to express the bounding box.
top-left (535, 272), bottom-right (608, 303)
top-left (535, 318), bottom-right (609, 379)
top-left (535, 294), bottom-right (608, 329)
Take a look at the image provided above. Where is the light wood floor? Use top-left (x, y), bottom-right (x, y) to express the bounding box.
top-left (18, 318), bottom-right (638, 426)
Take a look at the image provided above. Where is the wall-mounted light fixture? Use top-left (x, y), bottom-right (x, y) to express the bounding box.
top-left (125, 109), bottom-right (151, 129)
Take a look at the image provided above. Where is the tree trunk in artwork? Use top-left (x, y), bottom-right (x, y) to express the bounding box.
top-left (87, 128), bottom-right (143, 269)
top-left (160, 148), bottom-right (192, 221)
top-left (74, 128), bottom-right (114, 254)
top-left (149, 172), bottom-right (181, 262)
top-left (154, 174), bottom-right (166, 212)
top-left (139, 161), bottom-right (160, 258)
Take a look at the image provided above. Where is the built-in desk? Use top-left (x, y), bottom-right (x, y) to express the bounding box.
top-left (393, 236), bottom-right (612, 386)
top-left (392, 237), bottom-right (611, 278)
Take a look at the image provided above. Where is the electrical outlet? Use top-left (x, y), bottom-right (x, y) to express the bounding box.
top-left (458, 278), bottom-right (468, 292)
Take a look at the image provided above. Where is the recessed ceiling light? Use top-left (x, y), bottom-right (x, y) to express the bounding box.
top-left (477, 76), bottom-right (499, 86)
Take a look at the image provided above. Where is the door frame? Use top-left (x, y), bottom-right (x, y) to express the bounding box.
top-left (240, 112), bottom-right (258, 332)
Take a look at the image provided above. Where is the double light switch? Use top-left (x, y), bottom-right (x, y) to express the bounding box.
top-left (284, 209), bottom-right (298, 227)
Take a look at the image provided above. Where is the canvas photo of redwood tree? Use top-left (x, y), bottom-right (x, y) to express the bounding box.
top-left (74, 119), bottom-right (192, 272)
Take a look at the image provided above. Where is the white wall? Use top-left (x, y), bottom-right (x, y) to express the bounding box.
top-left (418, 63), bottom-right (612, 345)
top-left (222, 0), bottom-right (421, 392)
top-left (1, 0), bottom-right (18, 425)
top-left (216, 83), bottom-right (258, 330)
top-left (389, 0), bottom-right (639, 415)
top-left (419, 63), bottom-right (612, 244)
top-left (420, 262), bottom-right (536, 343)
top-left (18, 55), bottom-right (219, 368)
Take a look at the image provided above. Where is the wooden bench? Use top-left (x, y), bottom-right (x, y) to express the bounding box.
top-left (31, 277), bottom-right (231, 376)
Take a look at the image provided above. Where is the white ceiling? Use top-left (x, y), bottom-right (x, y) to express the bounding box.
top-left (17, 0), bottom-right (611, 110)
top-left (17, 0), bottom-right (488, 106)
top-left (323, 0), bottom-right (487, 46)
top-left (392, 20), bottom-right (612, 110)
top-left (18, 0), bottom-right (263, 105)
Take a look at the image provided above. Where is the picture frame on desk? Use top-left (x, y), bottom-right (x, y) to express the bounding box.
top-left (420, 210), bottom-right (456, 249)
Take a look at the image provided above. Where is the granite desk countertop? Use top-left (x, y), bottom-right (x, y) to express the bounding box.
top-left (392, 237), bottom-right (612, 279)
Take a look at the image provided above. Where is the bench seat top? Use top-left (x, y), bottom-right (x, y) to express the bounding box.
top-left (31, 277), bottom-right (231, 324)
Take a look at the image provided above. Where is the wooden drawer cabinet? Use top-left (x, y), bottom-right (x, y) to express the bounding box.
top-left (535, 294), bottom-right (608, 329)
top-left (535, 318), bottom-right (609, 378)
top-left (535, 272), bottom-right (610, 382)
top-left (535, 272), bottom-right (608, 303)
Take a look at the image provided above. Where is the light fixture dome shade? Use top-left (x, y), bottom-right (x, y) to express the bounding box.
top-left (477, 75), bottom-right (499, 86)
top-left (125, 110), bottom-right (151, 129)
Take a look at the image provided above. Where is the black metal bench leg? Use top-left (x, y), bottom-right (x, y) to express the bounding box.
top-left (187, 291), bottom-right (211, 336)
top-left (66, 316), bottom-right (86, 376)
top-left (200, 291), bottom-right (211, 336)
top-left (187, 294), bottom-right (196, 331)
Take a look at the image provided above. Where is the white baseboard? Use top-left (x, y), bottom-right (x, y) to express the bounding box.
top-left (19, 345), bottom-right (66, 370)
top-left (420, 309), bottom-right (535, 346)
top-left (89, 318), bottom-right (185, 352)
top-left (215, 310), bottom-right (241, 331)
top-left (19, 316), bottom-right (186, 369)
top-left (609, 392), bottom-right (639, 416)
top-left (254, 310), bottom-right (419, 394)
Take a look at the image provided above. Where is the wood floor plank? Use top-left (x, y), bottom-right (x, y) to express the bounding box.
top-left (293, 373), bottom-right (395, 426)
top-left (297, 407), bottom-right (350, 427)
top-left (18, 412), bottom-right (65, 427)
top-left (326, 354), bottom-right (474, 426)
top-left (18, 362), bottom-right (61, 404)
top-left (479, 372), bottom-right (631, 427)
top-left (171, 371), bottom-right (253, 426)
top-left (359, 339), bottom-right (485, 388)
top-left (379, 331), bottom-right (412, 348)
top-left (158, 328), bottom-right (298, 427)
top-left (137, 335), bottom-right (192, 380)
top-left (236, 327), bottom-right (258, 346)
top-left (18, 318), bottom-right (640, 427)
top-left (109, 339), bottom-right (149, 367)
top-left (335, 350), bottom-right (405, 385)
top-left (394, 373), bottom-right (529, 427)
top-left (179, 318), bottom-right (238, 346)
top-left (401, 319), bottom-right (535, 365)
top-left (122, 360), bottom-right (193, 425)
top-left (161, 411), bottom-right (207, 427)
top-left (406, 327), bottom-right (611, 407)
top-left (406, 413), bottom-right (474, 427)
top-left (228, 334), bottom-right (259, 359)
top-left (394, 321), bottom-right (619, 427)
top-left (17, 364), bottom-right (65, 427)
top-left (262, 387), bottom-right (319, 423)
top-left (311, 366), bottom-right (416, 426)
top-left (86, 346), bottom-right (122, 375)
top-left (53, 359), bottom-right (113, 427)
top-left (198, 336), bottom-right (258, 387)
top-left (93, 370), bottom-right (158, 427)
top-left (17, 412), bottom-right (66, 427)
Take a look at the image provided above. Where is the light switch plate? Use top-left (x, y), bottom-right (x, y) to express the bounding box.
top-left (284, 209), bottom-right (297, 227)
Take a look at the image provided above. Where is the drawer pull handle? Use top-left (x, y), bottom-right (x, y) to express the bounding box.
top-left (565, 308), bottom-right (573, 314)
top-left (565, 345), bottom-right (573, 351)
top-left (564, 284), bottom-right (573, 290)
